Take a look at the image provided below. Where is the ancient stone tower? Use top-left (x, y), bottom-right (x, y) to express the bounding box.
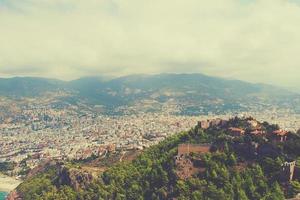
top-left (282, 161), bottom-right (296, 182)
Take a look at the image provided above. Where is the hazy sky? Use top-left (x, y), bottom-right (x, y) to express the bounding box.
top-left (0, 0), bottom-right (300, 88)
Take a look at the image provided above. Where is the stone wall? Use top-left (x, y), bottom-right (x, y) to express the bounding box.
top-left (178, 144), bottom-right (211, 156)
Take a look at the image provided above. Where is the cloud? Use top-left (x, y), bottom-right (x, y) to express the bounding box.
top-left (0, 0), bottom-right (300, 88)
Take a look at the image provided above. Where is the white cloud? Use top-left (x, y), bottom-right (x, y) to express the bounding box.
top-left (0, 0), bottom-right (300, 88)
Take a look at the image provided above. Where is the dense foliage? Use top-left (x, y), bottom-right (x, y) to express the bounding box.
top-left (0, 161), bottom-right (15, 173)
top-left (17, 118), bottom-right (300, 200)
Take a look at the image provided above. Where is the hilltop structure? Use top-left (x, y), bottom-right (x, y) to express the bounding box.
top-left (175, 144), bottom-right (211, 180)
top-left (272, 130), bottom-right (289, 142)
top-left (177, 144), bottom-right (211, 156)
top-left (198, 118), bottom-right (228, 129)
top-left (281, 161), bottom-right (296, 182)
top-left (228, 127), bottom-right (245, 136)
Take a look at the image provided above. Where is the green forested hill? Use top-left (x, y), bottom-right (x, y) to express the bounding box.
top-left (15, 118), bottom-right (300, 200)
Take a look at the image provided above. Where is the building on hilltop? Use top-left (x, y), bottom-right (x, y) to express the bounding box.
top-left (281, 161), bottom-right (296, 182)
top-left (250, 129), bottom-right (266, 136)
top-left (272, 130), bottom-right (289, 142)
top-left (198, 120), bottom-right (211, 129)
top-left (247, 119), bottom-right (259, 128)
top-left (177, 143), bottom-right (211, 156)
top-left (198, 118), bottom-right (228, 130)
top-left (228, 127), bottom-right (245, 137)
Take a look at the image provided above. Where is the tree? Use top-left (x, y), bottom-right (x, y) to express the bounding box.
top-left (265, 182), bottom-right (284, 200)
top-left (236, 189), bottom-right (249, 200)
top-left (176, 180), bottom-right (189, 197)
top-left (289, 181), bottom-right (300, 198)
top-left (191, 191), bottom-right (203, 200)
top-left (206, 183), bottom-right (227, 200)
top-left (127, 183), bottom-right (143, 200)
top-left (227, 153), bottom-right (237, 166)
top-left (244, 175), bottom-right (257, 199)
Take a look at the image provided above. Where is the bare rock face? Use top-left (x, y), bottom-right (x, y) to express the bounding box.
top-left (56, 165), bottom-right (94, 191)
top-left (6, 163), bottom-right (95, 199)
top-left (26, 160), bottom-right (57, 179)
top-left (6, 190), bottom-right (21, 200)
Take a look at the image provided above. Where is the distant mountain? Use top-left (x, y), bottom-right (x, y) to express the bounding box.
top-left (0, 77), bottom-right (65, 97)
top-left (0, 74), bottom-right (299, 114)
top-left (67, 73), bottom-right (300, 114)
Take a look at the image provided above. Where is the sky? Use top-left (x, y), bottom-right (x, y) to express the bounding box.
top-left (0, 0), bottom-right (300, 89)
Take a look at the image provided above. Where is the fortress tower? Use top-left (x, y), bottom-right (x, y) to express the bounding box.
top-left (282, 161), bottom-right (296, 182)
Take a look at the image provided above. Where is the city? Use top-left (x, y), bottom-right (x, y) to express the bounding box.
top-left (0, 99), bottom-right (299, 180)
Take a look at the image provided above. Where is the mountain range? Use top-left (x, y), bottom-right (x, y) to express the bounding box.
top-left (0, 73), bottom-right (299, 115)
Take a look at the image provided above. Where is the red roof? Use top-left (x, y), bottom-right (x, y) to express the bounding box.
top-left (273, 130), bottom-right (288, 136)
top-left (251, 130), bottom-right (265, 135)
top-left (229, 127), bottom-right (245, 133)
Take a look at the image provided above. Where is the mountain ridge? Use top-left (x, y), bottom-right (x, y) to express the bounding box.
top-left (0, 73), bottom-right (299, 115)
top-left (0, 73), bottom-right (297, 94)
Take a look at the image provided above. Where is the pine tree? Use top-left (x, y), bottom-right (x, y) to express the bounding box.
top-left (236, 189), bottom-right (249, 200)
top-left (265, 182), bottom-right (285, 200)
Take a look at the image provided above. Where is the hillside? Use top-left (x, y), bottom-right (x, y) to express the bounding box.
top-left (10, 117), bottom-right (300, 200)
top-left (0, 77), bottom-right (65, 97)
top-left (0, 74), bottom-right (299, 115)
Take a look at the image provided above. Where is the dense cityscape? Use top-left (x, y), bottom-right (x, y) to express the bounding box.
top-left (1, 98), bottom-right (299, 181)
